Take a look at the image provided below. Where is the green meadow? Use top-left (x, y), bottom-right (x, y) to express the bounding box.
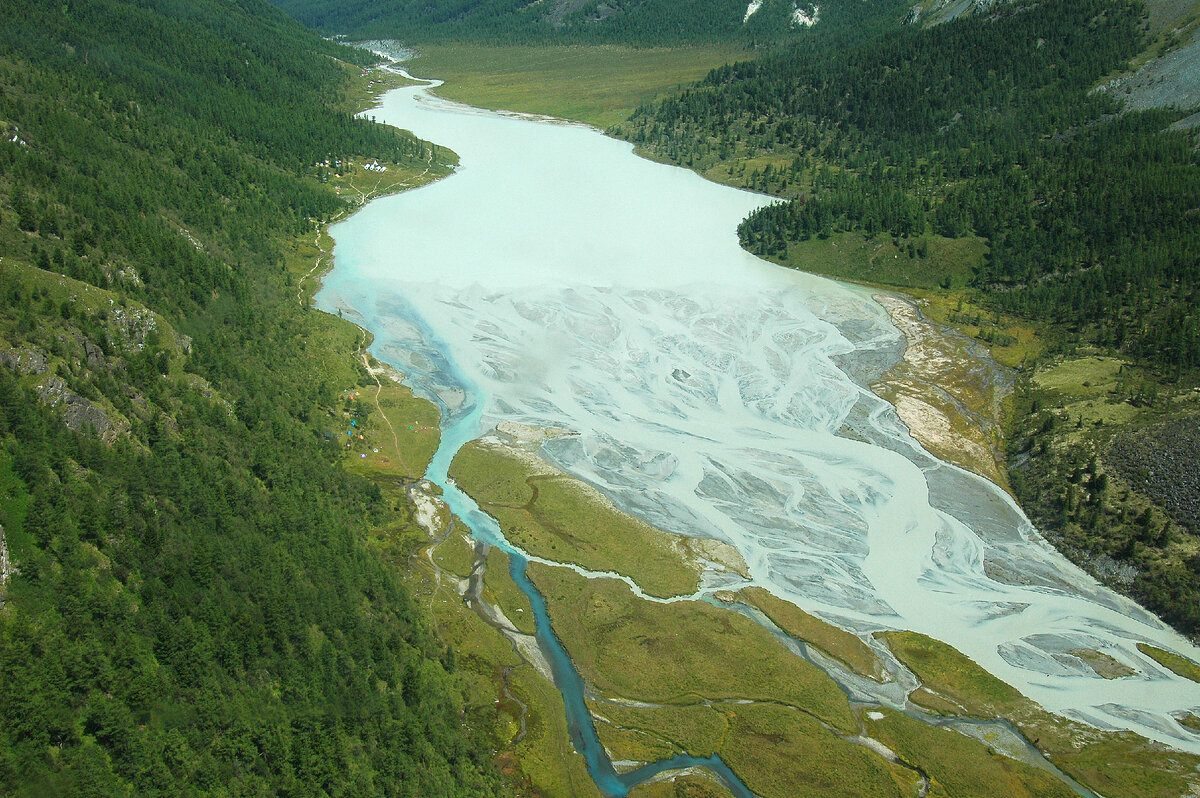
top-left (408, 45), bottom-right (750, 129)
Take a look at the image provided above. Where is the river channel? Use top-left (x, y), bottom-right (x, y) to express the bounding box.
top-left (316, 70), bottom-right (1200, 786)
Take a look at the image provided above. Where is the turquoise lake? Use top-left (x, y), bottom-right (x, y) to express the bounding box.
top-left (317, 71), bottom-right (1200, 765)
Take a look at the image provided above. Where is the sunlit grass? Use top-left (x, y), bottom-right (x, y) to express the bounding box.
top-left (450, 438), bottom-right (703, 597)
top-left (866, 709), bottom-right (1077, 798)
top-left (528, 564), bottom-right (855, 730)
top-left (883, 630), bottom-right (1200, 797)
top-left (481, 546), bottom-right (536, 635)
top-left (1066, 648), bottom-right (1136, 679)
top-left (408, 45), bottom-right (751, 128)
top-left (738, 587), bottom-right (883, 679)
top-left (1138, 642), bottom-right (1200, 683)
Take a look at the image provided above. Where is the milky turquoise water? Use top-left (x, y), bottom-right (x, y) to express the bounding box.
top-left (317, 72), bottom-right (1200, 757)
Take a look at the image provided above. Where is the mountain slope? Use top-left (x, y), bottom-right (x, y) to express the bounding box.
top-left (0, 1), bottom-right (503, 794)
top-left (613, 0), bottom-right (1200, 636)
top-left (268, 0), bottom-right (816, 44)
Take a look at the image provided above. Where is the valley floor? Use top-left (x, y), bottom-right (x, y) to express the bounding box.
top-left (320, 48), bottom-right (1200, 798)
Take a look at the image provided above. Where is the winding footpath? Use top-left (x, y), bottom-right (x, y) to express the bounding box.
top-left (0, 523), bottom-right (12, 607)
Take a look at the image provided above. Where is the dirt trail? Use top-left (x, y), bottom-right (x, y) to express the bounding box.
top-left (297, 229), bottom-right (330, 307)
top-left (297, 147), bottom-right (438, 309)
top-left (358, 347), bottom-right (412, 477)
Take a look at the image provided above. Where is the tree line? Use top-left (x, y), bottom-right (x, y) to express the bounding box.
top-left (268, 0), bottom-right (820, 45)
top-left (618, 0), bottom-right (1200, 375)
top-left (0, 0), bottom-right (507, 793)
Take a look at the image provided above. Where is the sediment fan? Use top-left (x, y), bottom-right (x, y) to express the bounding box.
top-left (320, 76), bottom-right (1200, 767)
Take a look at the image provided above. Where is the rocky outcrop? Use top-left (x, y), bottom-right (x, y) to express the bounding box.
top-left (116, 266), bottom-right (143, 287)
top-left (1109, 413), bottom-right (1200, 532)
top-left (1090, 0), bottom-right (1200, 120)
top-left (3, 344), bottom-right (133, 442)
top-left (108, 302), bottom-right (158, 351)
top-left (83, 339), bottom-right (106, 370)
top-left (0, 346), bottom-right (49, 375)
top-left (37, 375), bottom-right (129, 442)
top-left (915, 0), bottom-right (1016, 26)
top-left (0, 523), bottom-right (13, 607)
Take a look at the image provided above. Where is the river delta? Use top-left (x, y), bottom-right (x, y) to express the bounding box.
top-left (316, 70), bottom-right (1200, 795)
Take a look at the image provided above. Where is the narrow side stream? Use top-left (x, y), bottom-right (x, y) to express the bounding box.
top-left (423, 384), bottom-right (757, 797)
top-left (710, 597), bottom-right (1102, 798)
top-left (318, 60), bottom-right (1200, 793)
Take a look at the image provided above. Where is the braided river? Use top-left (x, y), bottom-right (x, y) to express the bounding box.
top-left (316, 70), bottom-right (1200, 790)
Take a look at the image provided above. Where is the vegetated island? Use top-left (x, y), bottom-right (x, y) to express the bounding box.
top-left (2, 0), bottom-right (1199, 794)
top-left (312, 21), bottom-right (1200, 797)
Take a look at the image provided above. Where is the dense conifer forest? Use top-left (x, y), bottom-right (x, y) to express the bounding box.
top-left (0, 1), bottom-right (505, 793)
top-left (268, 0), bottom-right (810, 45)
top-left (612, 0), bottom-right (1200, 636)
top-left (621, 0), bottom-right (1200, 374)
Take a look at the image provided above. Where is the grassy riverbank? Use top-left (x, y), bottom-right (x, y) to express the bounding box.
top-left (318, 49), bottom-right (1200, 798)
top-left (407, 45), bottom-right (751, 128)
top-left (432, 434), bottom-right (1200, 796)
top-left (448, 436), bottom-right (711, 597)
top-left (883, 631), bottom-right (1200, 797)
top-left (734, 586), bottom-right (884, 679)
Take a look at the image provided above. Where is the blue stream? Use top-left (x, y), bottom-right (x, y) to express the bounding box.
top-left (332, 292), bottom-right (1101, 798)
top-left (384, 312), bottom-right (758, 798)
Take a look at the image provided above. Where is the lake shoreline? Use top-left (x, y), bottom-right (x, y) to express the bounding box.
top-left (310, 55), bottom-right (1200, 796)
top-left (389, 50), bottom-right (1017, 495)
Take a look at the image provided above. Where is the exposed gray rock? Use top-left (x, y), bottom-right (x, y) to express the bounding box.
top-left (1144, 0), bottom-right (1200, 38)
top-left (108, 301), bottom-right (158, 350)
top-left (116, 267), bottom-right (143, 287)
top-left (38, 375), bottom-right (129, 442)
top-left (1094, 28), bottom-right (1200, 117)
top-left (1090, 553), bottom-right (1138, 590)
top-left (1109, 413), bottom-right (1200, 532)
top-left (0, 523), bottom-right (13, 606)
top-left (1170, 110), bottom-right (1200, 131)
top-left (918, 0), bottom-right (1015, 26)
top-left (84, 339), bottom-right (106, 370)
top-left (0, 347), bottom-right (49, 375)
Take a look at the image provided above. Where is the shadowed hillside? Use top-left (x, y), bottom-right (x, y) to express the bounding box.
top-left (268, 0), bottom-right (818, 44)
top-left (0, 1), bottom-right (505, 794)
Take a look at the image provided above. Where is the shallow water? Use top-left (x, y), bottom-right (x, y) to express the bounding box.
top-left (385, 311), bottom-right (753, 796)
top-left (318, 74), bottom-right (1200, 756)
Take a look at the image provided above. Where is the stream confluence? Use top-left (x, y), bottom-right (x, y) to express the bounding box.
top-left (316, 70), bottom-right (1200, 790)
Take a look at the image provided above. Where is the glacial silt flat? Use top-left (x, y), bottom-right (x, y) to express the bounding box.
top-left (318, 74), bottom-right (1200, 753)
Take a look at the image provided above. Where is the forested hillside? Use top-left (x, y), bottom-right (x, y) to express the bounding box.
top-left (621, 0), bottom-right (1199, 373)
top-left (268, 0), bottom-right (811, 45)
top-left (614, 0), bottom-right (1200, 636)
top-left (0, 1), bottom-right (504, 794)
